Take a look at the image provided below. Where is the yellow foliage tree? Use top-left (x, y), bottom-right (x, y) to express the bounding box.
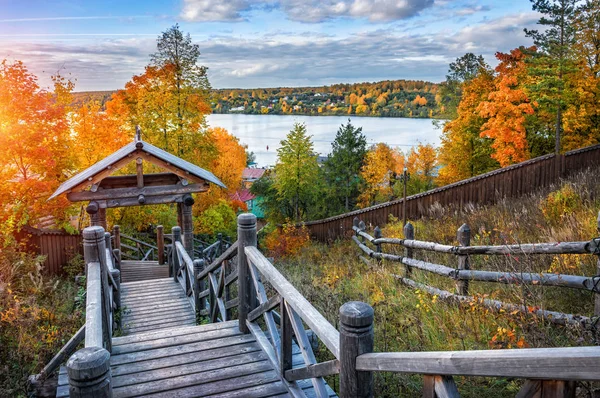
top-left (358, 143), bottom-right (402, 207)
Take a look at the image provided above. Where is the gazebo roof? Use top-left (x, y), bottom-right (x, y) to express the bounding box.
top-left (50, 136), bottom-right (225, 202)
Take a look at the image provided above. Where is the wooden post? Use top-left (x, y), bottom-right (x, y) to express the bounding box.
top-left (182, 195), bottom-right (194, 258)
top-left (217, 233), bottom-right (223, 257)
top-left (339, 301), bottom-right (374, 398)
top-left (595, 211), bottom-right (600, 316)
top-left (193, 259), bottom-right (204, 316)
top-left (112, 249), bottom-right (121, 272)
top-left (237, 213), bottom-right (257, 334)
top-left (280, 298), bottom-right (293, 378)
top-left (457, 223), bottom-right (471, 296)
top-left (104, 232), bottom-right (120, 327)
top-left (112, 225), bottom-right (121, 252)
top-left (403, 222), bottom-right (414, 276)
top-left (358, 221), bottom-right (366, 243)
top-left (353, 217), bottom-right (360, 235)
top-left (86, 201), bottom-right (100, 227)
top-left (66, 346), bottom-right (111, 398)
top-left (177, 203), bottom-right (183, 229)
top-left (374, 226), bottom-right (382, 264)
top-left (172, 226), bottom-right (182, 283)
top-left (157, 225), bottom-right (165, 265)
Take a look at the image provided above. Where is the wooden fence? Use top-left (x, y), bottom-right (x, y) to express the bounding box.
top-left (304, 143), bottom-right (600, 242)
top-left (351, 212), bottom-right (600, 326)
top-left (16, 226), bottom-right (83, 274)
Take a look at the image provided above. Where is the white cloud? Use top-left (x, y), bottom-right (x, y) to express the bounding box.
top-left (181, 0), bottom-right (252, 22)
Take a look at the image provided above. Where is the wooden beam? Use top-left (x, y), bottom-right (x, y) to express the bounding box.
top-left (99, 173), bottom-right (180, 189)
top-left (284, 359), bottom-right (340, 382)
top-left (136, 157), bottom-right (144, 188)
top-left (67, 183), bottom-right (208, 202)
top-left (71, 151), bottom-right (140, 192)
top-left (97, 194), bottom-right (185, 208)
top-left (137, 151), bottom-right (206, 185)
top-left (248, 294), bottom-right (281, 322)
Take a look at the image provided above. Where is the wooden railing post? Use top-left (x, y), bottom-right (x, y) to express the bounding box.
top-left (280, 298), bottom-right (293, 378)
top-left (238, 213), bottom-right (257, 334)
top-left (113, 225), bottom-right (121, 255)
top-left (67, 347), bottom-right (111, 398)
top-left (193, 259), bottom-right (205, 316)
top-left (217, 233), bottom-right (223, 257)
top-left (105, 232), bottom-right (120, 328)
top-left (157, 225), bottom-right (165, 265)
top-left (358, 221), bottom-right (366, 242)
top-left (172, 226), bottom-right (182, 283)
top-left (403, 222), bottom-right (414, 276)
top-left (374, 226), bottom-right (382, 264)
top-left (182, 195), bottom-right (194, 258)
top-left (595, 211), bottom-right (600, 316)
top-left (339, 301), bottom-right (374, 398)
top-left (457, 223), bottom-right (471, 295)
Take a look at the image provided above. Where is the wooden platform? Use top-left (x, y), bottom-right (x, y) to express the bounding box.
top-left (120, 260), bottom-right (170, 283)
top-left (121, 278), bottom-right (196, 335)
top-left (57, 321), bottom-right (336, 397)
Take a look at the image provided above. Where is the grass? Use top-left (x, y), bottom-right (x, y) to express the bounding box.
top-left (270, 166), bottom-right (600, 397)
top-left (0, 248), bottom-right (85, 397)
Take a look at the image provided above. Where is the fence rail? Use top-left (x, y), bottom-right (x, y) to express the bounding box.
top-left (304, 143), bottom-right (600, 242)
top-left (351, 211), bottom-right (600, 327)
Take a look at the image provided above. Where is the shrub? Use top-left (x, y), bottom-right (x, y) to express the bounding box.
top-left (264, 222), bottom-right (310, 259)
top-left (539, 184), bottom-right (582, 225)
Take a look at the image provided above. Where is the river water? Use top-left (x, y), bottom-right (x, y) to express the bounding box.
top-left (207, 114), bottom-right (442, 167)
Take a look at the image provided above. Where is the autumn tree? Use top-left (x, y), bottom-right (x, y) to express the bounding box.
top-left (477, 48), bottom-right (535, 166)
top-left (403, 143), bottom-right (438, 194)
top-left (0, 60), bottom-right (76, 236)
top-left (324, 120), bottom-right (368, 211)
top-left (358, 143), bottom-right (403, 208)
top-left (525, 0), bottom-right (578, 154)
top-left (437, 66), bottom-right (498, 185)
top-left (274, 123), bottom-right (320, 221)
top-left (107, 25), bottom-right (213, 165)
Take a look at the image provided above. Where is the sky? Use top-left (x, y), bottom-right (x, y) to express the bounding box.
top-left (0, 0), bottom-right (540, 91)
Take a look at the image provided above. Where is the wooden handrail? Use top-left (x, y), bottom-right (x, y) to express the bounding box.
top-left (120, 233), bottom-right (158, 250)
top-left (197, 241), bottom-right (238, 281)
top-left (355, 346), bottom-right (600, 381)
top-left (245, 246), bottom-right (341, 359)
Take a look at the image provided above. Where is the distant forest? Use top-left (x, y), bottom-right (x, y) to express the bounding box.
top-left (72, 79), bottom-right (442, 119)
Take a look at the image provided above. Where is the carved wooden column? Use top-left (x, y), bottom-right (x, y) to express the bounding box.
top-left (182, 194), bottom-right (195, 258)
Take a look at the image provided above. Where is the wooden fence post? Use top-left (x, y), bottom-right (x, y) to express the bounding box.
top-left (113, 225), bottom-right (121, 253)
top-left (358, 221), bottom-right (366, 242)
top-left (374, 226), bottom-right (382, 263)
top-left (595, 211), bottom-right (600, 317)
top-left (457, 223), bottom-right (471, 295)
top-left (404, 222), bottom-right (414, 276)
top-left (339, 301), bottom-right (374, 398)
top-left (237, 213), bottom-right (257, 334)
top-left (172, 226), bottom-right (182, 283)
top-left (182, 195), bottom-right (194, 258)
top-left (353, 217), bottom-right (360, 235)
top-left (193, 259), bottom-right (204, 316)
top-left (157, 225), bottom-right (164, 265)
top-left (67, 346), bottom-right (111, 398)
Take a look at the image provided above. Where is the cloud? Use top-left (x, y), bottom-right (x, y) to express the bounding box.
top-left (180, 0), bottom-right (434, 23)
top-left (181, 0), bottom-right (253, 22)
top-left (0, 12), bottom-right (538, 91)
top-left (454, 5), bottom-right (491, 16)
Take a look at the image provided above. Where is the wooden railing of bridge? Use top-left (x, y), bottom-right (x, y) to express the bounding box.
top-left (304, 143), bottom-right (600, 242)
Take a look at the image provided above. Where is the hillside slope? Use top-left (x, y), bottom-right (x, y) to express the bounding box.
top-left (272, 165), bottom-right (600, 397)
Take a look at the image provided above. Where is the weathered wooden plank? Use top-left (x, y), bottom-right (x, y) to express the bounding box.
top-left (199, 381), bottom-right (289, 398)
top-left (122, 314), bottom-right (197, 331)
top-left (249, 294), bottom-right (281, 322)
top-left (245, 247), bottom-right (340, 359)
top-left (112, 321), bottom-right (238, 346)
top-left (112, 361), bottom-right (274, 397)
top-left (111, 334), bottom-right (257, 365)
top-left (67, 183), bottom-right (208, 202)
top-left (111, 351), bottom-right (269, 388)
top-left (434, 375), bottom-right (460, 398)
top-left (355, 346), bottom-right (600, 380)
top-left (285, 360), bottom-right (340, 382)
top-left (111, 343), bottom-right (263, 378)
top-left (248, 262), bottom-right (281, 359)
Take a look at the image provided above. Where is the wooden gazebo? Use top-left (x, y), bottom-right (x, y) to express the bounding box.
top-left (50, 129), bottom-right (226, 254)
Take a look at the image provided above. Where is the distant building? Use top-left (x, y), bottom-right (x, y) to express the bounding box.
top-left (230, 106), bottom-right (245, 112)
top-left (242, 167), bottom-right (266, 189)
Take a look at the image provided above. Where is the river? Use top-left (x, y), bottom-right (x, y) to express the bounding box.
top-left (206, 114), bottom-right (443, 167)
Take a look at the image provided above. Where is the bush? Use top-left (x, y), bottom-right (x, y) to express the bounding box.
top-left (0, 246), bottom-right (83, 396)
top-left (539, 184), bottom-right (582, 225)
top-left (264, 222), bottom-right (310, 259)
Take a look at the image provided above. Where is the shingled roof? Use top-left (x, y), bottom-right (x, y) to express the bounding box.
top-left (49, 138), bottom-right (225, 201)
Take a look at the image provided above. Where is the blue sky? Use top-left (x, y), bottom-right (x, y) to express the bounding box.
top-left (0, 0), bottom-right (539, 91)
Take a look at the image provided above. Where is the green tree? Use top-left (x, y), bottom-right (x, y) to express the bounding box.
top-left (274, 123), bottom-right (320, 221)
top-left (438, 53), bottom-right (487, 118)
top-left (324, 119), bottom-right (367, 211)
top-left (524, 0), bottom-right (578, 154)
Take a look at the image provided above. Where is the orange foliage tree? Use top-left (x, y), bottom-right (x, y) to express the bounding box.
top-left (0, 60), bottom-right (76, 236)
top-left (477, 47), bottom-right (535, 167)
top-left (358, 143), bottom-right (403, 207)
